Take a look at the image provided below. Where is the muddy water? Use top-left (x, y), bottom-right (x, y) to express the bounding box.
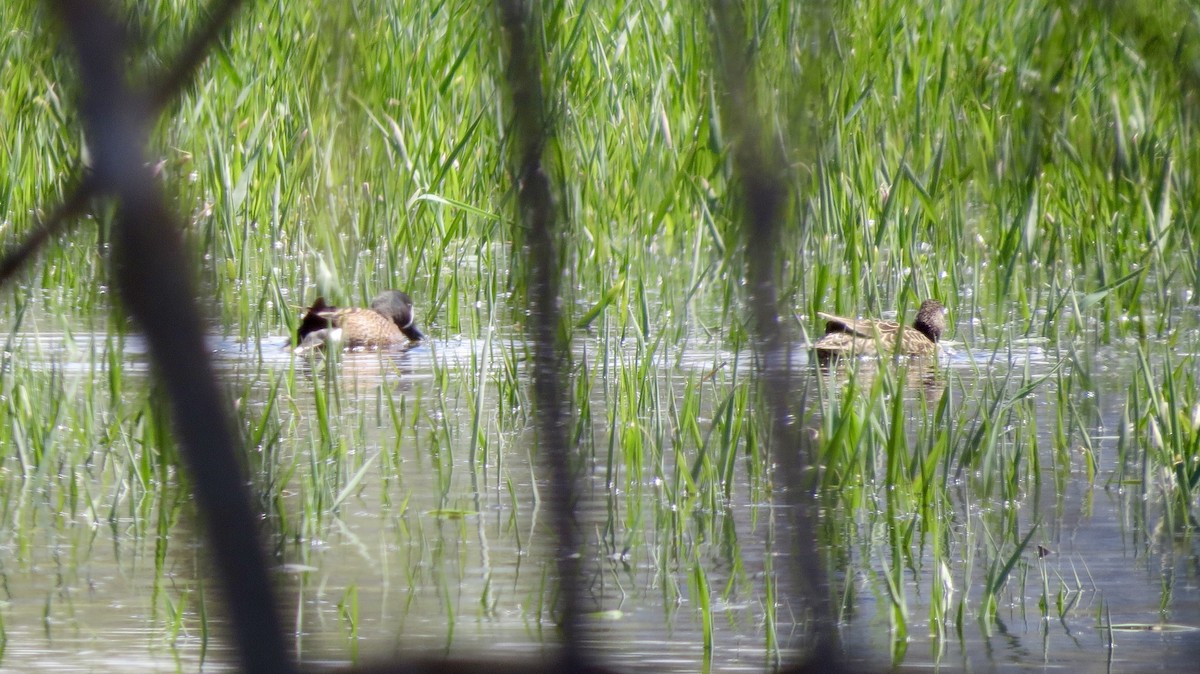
top-left (0, 329), bottom-right (1198, 671)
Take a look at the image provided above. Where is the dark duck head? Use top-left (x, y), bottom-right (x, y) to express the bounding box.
top-left (369, 290), bottom-right (424, 341)
top-left (911, 299), bottom-right (947, 344)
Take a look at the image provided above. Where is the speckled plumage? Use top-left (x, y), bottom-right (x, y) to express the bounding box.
top-left (813, 299), bottom-right (946, 359)
top-left (296, 290), bottom-right (424, 350)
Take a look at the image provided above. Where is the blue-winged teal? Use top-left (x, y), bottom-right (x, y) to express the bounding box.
top-left (296, 290), bottom-right (424, 350)
top-left (813, 299), bottom-right (946, 359)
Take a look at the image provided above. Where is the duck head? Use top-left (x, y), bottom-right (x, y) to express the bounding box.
top-left (913, 299), bottom-right (947, 343)
top-left (370, 290), bottom-right (424, 341)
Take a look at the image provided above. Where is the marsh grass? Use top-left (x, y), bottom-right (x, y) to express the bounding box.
top-left (2, 0), bottom-right (1200, 670)
top-left (2, 1), bottom-right (1196, 337)
top-left (1130, 346), bottom-right (1200, 521)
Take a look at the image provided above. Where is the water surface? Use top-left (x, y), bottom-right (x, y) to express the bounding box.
top-left (0, 325), bottom-right (1198, 672)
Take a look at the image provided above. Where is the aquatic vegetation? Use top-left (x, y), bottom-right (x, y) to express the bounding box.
top-left (0, 0), bottom-right (1199, 671)
top-left (1129, 346), bottom-right (1200, 523)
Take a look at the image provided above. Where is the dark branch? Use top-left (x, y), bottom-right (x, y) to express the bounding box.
top-left (497, 1), bottom-right (586, 669)
top-left (47, 1), bottom-right (292, 671)
top-left (710, 1), bottom-right (843, 670)
top-left (0, 0), bottom-right (246, 289)
top-left (0, 172), bottom-right (95, 285)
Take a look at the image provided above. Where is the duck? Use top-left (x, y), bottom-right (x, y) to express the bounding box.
top-left (812, 299), bottom-right (946, 359)
top-left (295, 290), bottom-right (424, 350)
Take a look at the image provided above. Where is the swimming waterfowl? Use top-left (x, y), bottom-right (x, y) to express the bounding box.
top-left (813, 299), bottom-right (946, 359)
top-left (295, 290), bottom-right (424, 350)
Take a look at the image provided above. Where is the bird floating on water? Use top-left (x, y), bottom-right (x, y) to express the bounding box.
top-left (295, 290), bottom-right (424, 351)
top-left (812, 299), bottom-right (946, 360)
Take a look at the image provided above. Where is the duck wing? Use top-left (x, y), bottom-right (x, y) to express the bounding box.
top-left (816, 312), bottom-right (901, 339)
top-left (328, 308), bottom-right (405, 347)
top-left (297, 297), bottom-right (339, 344)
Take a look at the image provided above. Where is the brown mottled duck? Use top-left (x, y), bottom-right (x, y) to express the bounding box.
top-left (295, 290), bottom-right (424, 350)
top-left (813, 299), bottom-right (946, 360)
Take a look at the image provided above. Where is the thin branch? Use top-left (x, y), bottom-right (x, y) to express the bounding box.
top-left (148, 0), bottom-right (246, 112)
top-left (0, 0), bottom-right (246, 288)
top-left (710, 1), bottom-right (843, 670)
top-left (0, 171), bottom-right (95, 285)
top-left (497, 0), bottom-right (586, 669)
top-left (47, 1), bottom-right (292, 671)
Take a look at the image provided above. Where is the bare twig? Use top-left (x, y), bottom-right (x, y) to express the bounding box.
top-left (47, 1), bottom-right (291, 672)
top-left (148, 0), bottom-right (245, 112)
top-left (0, 0), bottom-right (245, 289)
top-left (497, 1), bottom-right (586, 669)
top-left (709, 1), bottom-right (843, 670)
top-left (0, 171), bottom-right (95, 285)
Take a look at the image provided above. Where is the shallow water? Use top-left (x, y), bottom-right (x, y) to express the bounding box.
top-left (0, 326), bottom-right (1198, 672)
